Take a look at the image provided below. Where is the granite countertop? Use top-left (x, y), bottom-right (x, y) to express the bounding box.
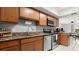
top-left (0, 32), bottom-right (51, 42)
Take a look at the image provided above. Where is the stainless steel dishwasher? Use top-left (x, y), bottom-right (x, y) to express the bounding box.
top-left (44, 35), bottom-right (52, 51)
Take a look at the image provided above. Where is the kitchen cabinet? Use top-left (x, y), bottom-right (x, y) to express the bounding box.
top-left (0, 8), bottom-right (1, 19)
top-left (57, 32), bottom-right (70, 46)
top-left (39, 13), bottom-right (47, 25)
top-left (54, 19), bottom-right (57, 27)
top-left (48, 16), bottom-right (58, 27)
top-left (56, 19), bottom-right (59, 27)
top-left (34, 39), bottom-right (43, 51)
top-left (0, 7), bottom-right (19, 23)
top-left (21, 42), bottom-right (34, 51)
top-left (0, 36), bottom-right (43, 51)
top-left (0, 40), bottom-right (20, 51)
top-left (21, 38), bottom-right (35, 51)
top-left (21, 36), bottom-right (43, 51)
top-left (20, 7), bottom-right (39, 21)
top-left (0, 46), bottom-right (19, 51)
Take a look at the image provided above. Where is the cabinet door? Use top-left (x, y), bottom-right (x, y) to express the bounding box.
top-left (20, 7), bottom-right (39, 21)
top-left (0, 7), bottom-right (19, 23)
top-left (39, 13), bottom-right (47, 25)
top-left (21, 42), bottom-right (34, 51)
top-left (34, 39), bottom-right (43, 51)
top-left (0, 8), bottom-right (1, 19)
top-left (20, 7), bottom-right (30, 19)
top-left (56, 19), bottom-right (59, 27)
top-left (0, 46), bottom-right (19, 51)
top-left (53, 18), bottom-right (57, 27)
top-left (0, 40), bottom-right (19, 49)
top-left (60, 34), bottom-right (69, 46)
top-left (29, 8), bottom-right (39, 21)
top-left (21, 36), bottom-right (43, 51)
top-left (58, 33), bottom-right (69, 46)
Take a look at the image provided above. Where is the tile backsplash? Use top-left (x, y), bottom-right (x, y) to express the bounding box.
top-left (0, 19), bottom-right (36, 32)
top-left (0, 19), bottom-right (54, 32)
top-left (36, 26), bottom-right (54, 32)
top-left (12, 19), bottom-right (36, 32)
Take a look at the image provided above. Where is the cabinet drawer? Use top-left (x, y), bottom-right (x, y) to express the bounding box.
top-left (21, 36), bottom-right (43, 44)
top-left (21, 42), bottom-right (34, 51)
top-left (0, 46), bottom-right (19, 51)
top-left (0, 40), bottom-right (19, 49)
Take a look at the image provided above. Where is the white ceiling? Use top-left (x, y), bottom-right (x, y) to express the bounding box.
top-left (44, 7), bottom-right (79, 17)
top-left (53, 7), bottom-right (71, 12)
top-left (34, 7), bottom-right (79, 18)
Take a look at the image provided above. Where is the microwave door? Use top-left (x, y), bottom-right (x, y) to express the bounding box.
top-left (47, 20), bottom-right (54, 27)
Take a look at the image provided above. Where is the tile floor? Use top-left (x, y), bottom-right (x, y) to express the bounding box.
top-left (53, 37), bottom-right (79, 51)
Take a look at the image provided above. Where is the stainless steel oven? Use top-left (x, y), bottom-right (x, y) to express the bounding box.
top-left (51, 34), bottom-right (58, 49)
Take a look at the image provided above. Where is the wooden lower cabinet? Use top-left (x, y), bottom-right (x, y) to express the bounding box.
top-left (0, 40), bottom-right (20, 51)
top-left (21, 36), bottom-right (43, 51)
top-left (21, 42), bottom-right (34, 51)
top-left (21, 39), bottom-right (43, 51)
top-left (0, 36), bottom-right (43, 51)
top-left (0, 46), bottom-right (19, 51)
top-left (34, 39), bottom-right (43, 51)
top-left (57, 32), bottom-right (70, 46)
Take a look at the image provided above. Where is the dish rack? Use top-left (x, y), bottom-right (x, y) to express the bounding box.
top-left (0, 28), bottom-right (12, 39)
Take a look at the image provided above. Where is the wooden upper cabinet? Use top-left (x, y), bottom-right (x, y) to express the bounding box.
top-left (48, 16), bottom-right (58, 27)
top-left (30, 8), bottom-right (39, 21)
top-left (20, 8), bottom-right (30, 19)
top-left (39, 13), bottom-right (47, 26)
top-left (56, 19), bottom-right (59, 27)
top-left (53, 18), bottom-right (57, 27)
top-left (0, 8), bottom-right (1, 19)
top-left (0, 7), bottom-right (19, 23)
top-left (20, 7), bottom-right (39, 21)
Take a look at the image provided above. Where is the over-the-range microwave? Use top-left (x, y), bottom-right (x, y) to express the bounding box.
top-left (47, 19), bottom-right (54, 27)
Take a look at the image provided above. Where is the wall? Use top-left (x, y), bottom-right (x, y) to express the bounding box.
top-left (12, 19), bottom-right (37, 32)
top-left (36, 26), bottom-right (54, 32)
top-left (59, 12), bottom-right (79, 33)
top-left (0, 19), bottom-right (36, 32)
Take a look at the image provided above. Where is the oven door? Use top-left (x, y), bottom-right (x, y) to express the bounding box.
top-left (51, 34), bottom-right (58, 49)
